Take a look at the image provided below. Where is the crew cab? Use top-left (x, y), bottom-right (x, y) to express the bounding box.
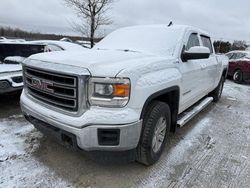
top-left (21, 25), bottom-right (228, 165)
top-left (226, 51), bottom-right (250, 83)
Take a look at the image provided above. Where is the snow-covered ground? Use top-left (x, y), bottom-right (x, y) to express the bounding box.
top-left (0, 80), bottom-right (249, 188)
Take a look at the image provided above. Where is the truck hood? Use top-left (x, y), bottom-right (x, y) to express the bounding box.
top-left (0, 64), bottom-right (22, 73)
top-left (29, 49), bottom-right (166, 77)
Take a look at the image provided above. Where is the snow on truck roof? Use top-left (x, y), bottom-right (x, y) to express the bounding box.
top-left (94, 24), bottom-right (210, 57)
top-left (117, 24), bottom-right (209, 35)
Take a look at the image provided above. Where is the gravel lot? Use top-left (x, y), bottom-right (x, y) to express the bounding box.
top-left (0, 80), bottom-right (249, 188)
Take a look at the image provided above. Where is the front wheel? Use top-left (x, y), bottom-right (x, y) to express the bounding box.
top-left (233, 70), bottom-right (243, 84)
top-left (136, 101), bottom-right (171, 166)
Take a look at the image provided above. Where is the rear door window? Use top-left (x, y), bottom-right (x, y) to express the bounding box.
top-left (201, 35), bottom-right (213, 53)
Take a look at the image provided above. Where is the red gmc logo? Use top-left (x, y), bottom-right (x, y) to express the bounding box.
top-left (31, 78), bottom-right (54, 93)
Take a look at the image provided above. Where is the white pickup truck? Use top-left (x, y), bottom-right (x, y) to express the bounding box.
top-left (21, 25), bottom-right (228, 165)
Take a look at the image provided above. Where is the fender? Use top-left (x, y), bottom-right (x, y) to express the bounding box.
top-left (140, 86), bottom-right (180, 132)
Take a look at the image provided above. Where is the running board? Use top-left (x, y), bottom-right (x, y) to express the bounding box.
top-left (177, 97), bottom-right (213, 127)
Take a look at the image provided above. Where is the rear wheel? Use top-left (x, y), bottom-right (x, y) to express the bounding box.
top-left (136, 101), bottom-right (171, 166)
top-left (233, 70), bottom-right (243, 84)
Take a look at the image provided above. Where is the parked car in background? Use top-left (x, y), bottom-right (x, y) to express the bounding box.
top-left (0, 36), bottom-right (26, 42)
top-left (2, 40), bottom-right (84, 65)
top-left (4, 56), bottom-right (27, 64)
top-left (60, 37), bottom-right (73, 43)
top-left (76, 40), bottom-right (92, 48)
top-left (0, 64), bottom-right (23, 94)
top-left (30, 40), bottom-right (84, 52)
top-left (0, 42), bottom-right (45, 64)
top-left (21, 25), bottom-right (228, 165)
top-left (226, 51), bottom-right (250, 83)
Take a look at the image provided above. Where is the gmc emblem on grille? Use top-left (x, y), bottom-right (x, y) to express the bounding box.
top-left (31, 78), bottom-right (54, 93)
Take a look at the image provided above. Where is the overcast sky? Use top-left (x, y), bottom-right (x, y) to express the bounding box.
top-left (0, 0), bottom-right (250, 42)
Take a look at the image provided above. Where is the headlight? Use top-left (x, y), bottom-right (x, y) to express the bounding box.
top-left (88, 77), bottom-right (130, 107)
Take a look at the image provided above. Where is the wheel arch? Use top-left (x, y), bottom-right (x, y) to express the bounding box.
top-left (140, 86), bottom-right (180, 133)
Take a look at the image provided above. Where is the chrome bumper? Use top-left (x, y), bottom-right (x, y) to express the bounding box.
top-left (21, 100), bottom-right (142, 151)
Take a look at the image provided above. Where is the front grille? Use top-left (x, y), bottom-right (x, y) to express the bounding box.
top-left (24, 67), bottom-right (78, 111)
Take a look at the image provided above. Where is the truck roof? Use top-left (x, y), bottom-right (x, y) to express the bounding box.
top-left (94, 24), bottom-right (210, 57)
top-left (119, 24), bottom-right (210, 37)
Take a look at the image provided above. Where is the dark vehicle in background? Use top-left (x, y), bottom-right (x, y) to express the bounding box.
top-left (0, 42), bottom-right (45, 63)
top-left (226, 51), bottom-right (250, 83)
top-left (1, 40), bottom-right (84, 64)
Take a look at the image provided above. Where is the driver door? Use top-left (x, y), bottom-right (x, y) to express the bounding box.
top-left (179, 33), bottom-right (206, 113)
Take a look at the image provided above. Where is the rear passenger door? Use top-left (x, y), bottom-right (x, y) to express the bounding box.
top-left (200, 35), bottom-right (218, 92)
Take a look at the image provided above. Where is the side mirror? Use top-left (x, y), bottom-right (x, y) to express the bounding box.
top-left (182, 46), bottom-right (210, 62)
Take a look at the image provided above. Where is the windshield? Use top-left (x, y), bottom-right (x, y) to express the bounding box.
top-left (94, 26), bottom-right (185, 57)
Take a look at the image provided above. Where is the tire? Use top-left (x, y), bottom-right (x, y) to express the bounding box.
top-left (233, 70), bottom-right (243, 84)
top-left (136, 101), bottom-right (171, 166)
top-left (211, 76), bottom-right (225, 102)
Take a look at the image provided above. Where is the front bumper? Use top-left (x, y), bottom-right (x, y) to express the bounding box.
top-left (21, 95), bottom-right (142, 151)
top-left (0, 80), bottom-right (23, 94)
top-left (0, 71), bottom-right (23, 94)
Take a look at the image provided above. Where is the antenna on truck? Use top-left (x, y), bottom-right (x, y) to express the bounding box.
top-left (168, 21), bottom-right (173, 27)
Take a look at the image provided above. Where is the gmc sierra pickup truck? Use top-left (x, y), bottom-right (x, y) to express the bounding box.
top-left (21, 25), bottom-right (228, 165)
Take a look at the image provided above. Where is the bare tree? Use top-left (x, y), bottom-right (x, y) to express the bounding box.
top-left (64, 0), bottom-right (113, 48)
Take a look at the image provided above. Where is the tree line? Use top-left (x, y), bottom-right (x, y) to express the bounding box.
top-left (0, 26), bottom-right (98, 42)
top-left (214, 40), bottom-right (248, 53)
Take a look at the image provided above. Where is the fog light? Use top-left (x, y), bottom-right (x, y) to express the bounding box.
top-left (98, 129), bottom-right (120, 146)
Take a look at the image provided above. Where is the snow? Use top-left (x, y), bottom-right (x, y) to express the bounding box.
top-left (0, 38), bottom-right (26, 43)
top-left (0, 117), bottom-right (70, 187)
top-left (27, 49), bottom-right (159, 77)
top-left (4, 56), bottom-right (26, 64)
top-left (94, 25), bottom-right (186, 57)
top-left (30, 40), bottom-right (85, 51)
top-left (0, 64), bottom-right (22, 73)
top-left (139, 117), bottom-right (212, 188)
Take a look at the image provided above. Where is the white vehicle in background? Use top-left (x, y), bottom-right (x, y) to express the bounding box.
top-left (76, 40), bottom-right (93, 48)
top-left (30, 40), bottom-right (84, 52)
top-left (3, 40), bottom-right (84, 65)
top-left (0, 40), bottom-right (84, 94)
top-left (0, 36), bottom-right (26, 42)
top-left (0, 64), bottom-right (23, 94)
top-left (21, 25), bottom-right (228, 165)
